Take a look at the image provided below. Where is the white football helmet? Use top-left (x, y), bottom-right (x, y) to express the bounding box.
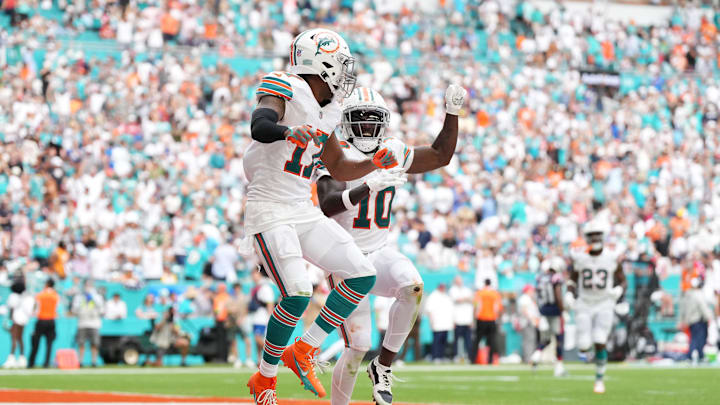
top-left (582, 219), bottom-right (609, 252)
top-left (341, 87), bottom-right (390, 153)
top-left (288, 28), bottom-right (357, 98)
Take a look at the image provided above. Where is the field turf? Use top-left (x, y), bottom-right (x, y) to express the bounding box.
top-left (0, 364), bottom-right (716, 404)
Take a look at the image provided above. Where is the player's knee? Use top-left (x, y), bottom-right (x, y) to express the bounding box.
top-left (344, 275), bottom-right (376, 296)
top-left (344, 347), bottom-right (368, 374)
top-left (279, 295), bottom-right (310, 317)
top-left (396, 282), bottom-right (424, 303)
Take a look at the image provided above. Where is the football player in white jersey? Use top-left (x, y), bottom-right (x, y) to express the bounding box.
top-left (314, 85), bottom-right (467, 405)
top-left (566, 219), bottom-right (626, 394)
top-left (244, 29), bottom-right (401, 405)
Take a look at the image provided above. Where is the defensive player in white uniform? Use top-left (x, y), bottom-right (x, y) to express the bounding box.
top-left (314, 85), bottom-right (467, 405)
top-left (243, 29), bottom-right (401, 405)
top-left (567, 220), bottom-right (626, 394)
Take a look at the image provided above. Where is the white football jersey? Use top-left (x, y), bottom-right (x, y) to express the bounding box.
top-left (572, 249), bottom-right (621, 302)
top-left (243, 71), bottom-right (343, 235)
top-left (315, 138), bottom-right (413, 253)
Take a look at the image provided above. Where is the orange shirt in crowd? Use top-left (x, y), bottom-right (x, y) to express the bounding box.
top-left (50, 247), bottom-right (69, 278)
top-left (474, 287), bottom-right (503, 321)
top-left (213, 285), bottom-right (230, 322)
top-left (36, 287), bottom-right (60, 320)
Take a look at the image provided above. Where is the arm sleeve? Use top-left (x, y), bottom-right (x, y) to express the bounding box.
top-left (251, 108), bottom-right (289, 143)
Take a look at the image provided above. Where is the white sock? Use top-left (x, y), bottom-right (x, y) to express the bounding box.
top-left (259, 359), bottom-right (278, 378)
top-left (301, 323), bottom-right (329, 348)
top-left (383, 290), bottom-right (421, 352)
top-left (331, 348), bottom-right (366, 405)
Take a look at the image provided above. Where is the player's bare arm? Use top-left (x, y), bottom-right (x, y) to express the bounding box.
top-left (567, 263), bottom-right (578, 297)
top-left (317, 176), bottom-right (368, 217)
top-left (613, 262), bottom-right (627, 300)
top-left (554, 282), bottom-right (564, 313)
top-left (320, 133), bottom-right (397, 181)
top-left (407, 84), bottom-right (466, 174)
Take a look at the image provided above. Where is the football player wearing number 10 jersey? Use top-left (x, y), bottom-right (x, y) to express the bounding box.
top-left (567, 219), bottom-right (626, 395)
top-left (314, 85), bottom-right (467, 405)
top-left (243, 28), bottom-right (401, 405)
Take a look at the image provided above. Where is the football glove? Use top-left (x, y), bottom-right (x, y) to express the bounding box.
top-left (445, 84), bottom-right (467, 115)
top-left (381, 138), bottom-right (411, 171)
top-left (611, 286), bottom-right (624, 301)
top-left (372, 147), bottom-right (398, 169)
top-left (365, 168), bottom-right (407, 192)
top-left (286, 125), bottom-right (320, 148)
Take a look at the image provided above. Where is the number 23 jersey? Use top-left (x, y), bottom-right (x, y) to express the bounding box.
top-left (314, 139), bottom-right (413, 253)
top-left (243, 71), bottom-right (342, 235)
top-left (571, 249), bottom-right (620, 303)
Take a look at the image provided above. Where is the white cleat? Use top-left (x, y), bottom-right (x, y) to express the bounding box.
top-left (16, 356), bottom-right (27, 369)
top-left (554, 362), bottom-right (566, 377)
top-left (593, 380), bottom-right (605, 394)
top-left (530, 350), bottom-right (541, 369)
top-left (367, 357), bottom-right (397, 405)
top-left (245, 359), bottom-right (257, 369)
top-left (2, 355), bottom-right (16, 369)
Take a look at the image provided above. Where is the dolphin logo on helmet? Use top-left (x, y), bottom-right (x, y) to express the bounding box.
top-left (288, 28), bottom-right (356, 98)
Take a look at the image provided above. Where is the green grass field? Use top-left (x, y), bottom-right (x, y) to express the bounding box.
top-left (0, 364), bottom-right (717, 404)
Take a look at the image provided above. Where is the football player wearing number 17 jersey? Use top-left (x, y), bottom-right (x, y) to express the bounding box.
top-left (243, 28), bottom-right (401, 405)
top-left (314, 85), bottom-right (467, 405)
top-left (567, 219), bottom-right (626, 395)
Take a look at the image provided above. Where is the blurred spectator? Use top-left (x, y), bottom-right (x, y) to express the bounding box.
top-left (213, 283), bottom-right (231, 362)
top-left (228, 283), bottom-right (254, 368)
top-left (679, 277), bottom-right (714, 364)
top-left (105, 293), bottom-right (128, 320)
top-left (516, 285), bottom-right (539, 363)
top-left (135, 294), bottom-right (159, 322)
top-left (28, 279), bottom-right (59, 368)
top-left (211, 237), bottom-right (238, 281)
top-left (425, 283), bottom-right (453, 363)
top-left (49, 242), bottom-right (69, 279)
top-left (249, 270), bottom-right (275, 360)
top-left (149, 307), bottom-right (190, 367)
top-left (448, 276), bottom-right (474, 362)
top-left (71, 279), bottom-right (104, 367)
top-left (473, 279), bottom-right (503, 364)
top-left (141, 240), bottom-right (164, 281)
top-left (2, 277), bottom-right (34, 368)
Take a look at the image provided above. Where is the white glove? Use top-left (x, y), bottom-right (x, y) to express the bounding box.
top-left (365, 168), bottom-right (407, 192)
top-left (564, 291), bottom-right (576, 310)
top-left (445, 84), bottom-right (467, 115)
top-left (611, 286), bottom-right (624, 301)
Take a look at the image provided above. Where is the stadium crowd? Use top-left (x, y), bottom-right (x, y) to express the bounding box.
top-left (2, 0), bottom-right (720, 365)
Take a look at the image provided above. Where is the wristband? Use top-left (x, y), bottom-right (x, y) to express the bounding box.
top-left (342, 189), bottom-right (354, 210)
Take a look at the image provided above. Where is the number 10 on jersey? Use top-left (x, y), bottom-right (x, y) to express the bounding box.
top-left (353, 187), bottom-right (395, 229)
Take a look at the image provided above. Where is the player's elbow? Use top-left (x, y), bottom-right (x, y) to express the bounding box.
top-left (318, 197), bottom-right (336, 217)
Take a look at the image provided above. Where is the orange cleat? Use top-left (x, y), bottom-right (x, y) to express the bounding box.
top-left (247, 371), bottom-right (278, 405)
top-left (280, 338), bottom-right (326, 398)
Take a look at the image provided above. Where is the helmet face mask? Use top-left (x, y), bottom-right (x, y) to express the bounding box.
top-left (342, 106), bottom-right (389, 153)
top-left (585, 232), bottom-right (604, 252)
top-left (332, 53), bottom-right (357, 98)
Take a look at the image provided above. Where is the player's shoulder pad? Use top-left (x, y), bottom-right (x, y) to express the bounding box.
top-left (256, 71), bottom-right (296, 101)
top-left (569, 250), bottom-right (586, 264)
